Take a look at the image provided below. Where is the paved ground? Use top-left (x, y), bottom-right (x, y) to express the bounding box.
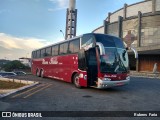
top-left (0, 75), bottom-right (160, 120)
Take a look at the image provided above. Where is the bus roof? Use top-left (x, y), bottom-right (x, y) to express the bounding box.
top-left (32, 33), bottom-right (120, 52)
top-left (32, 33), bottom-right (89, 52)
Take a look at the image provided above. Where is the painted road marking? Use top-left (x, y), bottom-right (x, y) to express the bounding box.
top-left (11, 83), bottom-right (47, 98)
top-left (23, 84), bottom-right (52, 98)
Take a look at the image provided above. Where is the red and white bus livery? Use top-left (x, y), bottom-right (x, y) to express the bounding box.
top-left (31, 33), bottom-right (130, 89)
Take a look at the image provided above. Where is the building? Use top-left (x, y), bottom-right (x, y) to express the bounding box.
top-left (93, 0), bottom-right (160, 72)
top-left (65, 0), bottom-right (77, 39)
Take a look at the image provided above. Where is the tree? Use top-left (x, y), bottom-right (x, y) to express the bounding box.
top-left (2, 60), bottom-right (29, 72)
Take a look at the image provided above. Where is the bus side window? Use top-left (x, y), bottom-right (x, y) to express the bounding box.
top-left (32, 52), bottom-right (34, 58)
top-left (52, 45), bottom-right (59, 56)
top-left (36, 50), bottom-right (40, 58)
top-left (33, 51), bottom-right (36, 58)
top-left (69, 39), bottom-right (80, 53)
top-left (59, 42), bottom-right (68, 55)
top-left (81, 34), bottom-right (95, 48)
top-left (46, 47), bottom-right (51, 56)
top-left (40, 49), bottom-right (46, 58)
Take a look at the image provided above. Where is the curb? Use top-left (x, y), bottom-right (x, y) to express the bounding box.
top-left (130, 75), bottom-right (160, 79)
top-left (0, 82), bottom-right (39, 98)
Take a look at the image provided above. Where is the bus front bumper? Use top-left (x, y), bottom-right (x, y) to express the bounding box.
top-left (97, 78), bottom-right (130, 89)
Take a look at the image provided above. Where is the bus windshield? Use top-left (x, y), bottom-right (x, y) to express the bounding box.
top-left (95, 34), bottom-right (129, 73)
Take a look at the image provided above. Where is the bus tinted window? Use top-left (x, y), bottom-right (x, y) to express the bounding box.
top-left (69, 39), bottom-right (80, 53)
top-left (59, 42), bottom-right (68, 54)
top-left (40, 49), bottom-right (45, 57)
top-left (37, 50), bottom-right (40, 58)
top-left (46, 47), bottom-right (51, 56)
top-left (95, 34), bottom-right (124, 48)
top-left (52, 45), bottom-right (59, 56)
top-left (32, 52), bottom-right (34, 58)
top-left (81, 34), bottom-right (95, 47)
top-left (34, 51), bottom-right (37, 58)
top-left (113, 38), bottom-right (125, 48)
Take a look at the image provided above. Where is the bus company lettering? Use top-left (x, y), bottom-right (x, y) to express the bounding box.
top-left (42, 58), bottom-right (58, 65)
top-left (42, 59), bottom-right (48, 65)
top-left (104, 74), bottom-right (117, 78)
top-left (49, 57), bottom-right (58, 64)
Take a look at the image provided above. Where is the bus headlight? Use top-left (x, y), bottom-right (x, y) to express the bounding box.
top-left (84, 75), bottom-right (87, 80)
top-left (126, 76), bottom-right (130, 80)
top-left (79, 73), bottom-right (83, 78)
top-left (103, 78), bottom-right (111, 81)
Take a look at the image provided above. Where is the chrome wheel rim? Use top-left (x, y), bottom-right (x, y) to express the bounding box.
top-left (75, 76), bottom-right (80, 86)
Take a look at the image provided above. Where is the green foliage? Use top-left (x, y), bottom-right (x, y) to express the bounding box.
top-left (2, 60), bottom-right (28, 72)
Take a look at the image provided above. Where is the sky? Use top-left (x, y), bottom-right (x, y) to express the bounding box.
top-left (0, 0), bottom-right (142, 60)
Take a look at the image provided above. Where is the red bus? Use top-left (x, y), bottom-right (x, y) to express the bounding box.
top-left (31, 33), bottom-right (130, 89)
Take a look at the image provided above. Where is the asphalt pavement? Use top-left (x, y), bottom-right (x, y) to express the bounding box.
top-left (0, 75), bottom-right (160, 120)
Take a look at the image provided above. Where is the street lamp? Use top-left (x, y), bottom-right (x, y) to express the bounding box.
top-left (60, 30), bottom-right (65, 39)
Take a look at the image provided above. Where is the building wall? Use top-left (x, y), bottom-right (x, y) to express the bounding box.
top-left (156, 0), bottom-right (160, 11)
top-left (92, 0), bottom-right (160, 72)
top-left (110, 9), bottom-right (123, 23)
top-left (107, 22), bottom-right (119, 37)
top-left (105, 14), bottom-right (160, 48)
top-left (123, 18), bottom-right (138, 47)
top-left (93, 26), bottom-right (104, 33)
top-left (126, 1), bottom-right (152, 18)
top-left (108, 0), bottom-right (153, 23)
top-left (141, 15), bottom-right (160, 46)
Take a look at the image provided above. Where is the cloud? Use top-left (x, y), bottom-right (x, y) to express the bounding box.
top-left (0, 33), bottom-right (51, 50)
top-left (48, 0), bottom-right (69, 11)
top-left (0, 33), bottom-right (52, 60)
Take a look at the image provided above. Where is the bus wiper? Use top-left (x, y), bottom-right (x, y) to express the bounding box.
top-left (114, 65), bottom-right (119, 72)
top-left (117, 52), bottom-right (127, 72)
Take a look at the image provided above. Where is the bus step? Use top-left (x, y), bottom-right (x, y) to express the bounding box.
top-left (95, 81), bottom-right (98, 85)
top-left (90, 86), bottom-right (97, 88)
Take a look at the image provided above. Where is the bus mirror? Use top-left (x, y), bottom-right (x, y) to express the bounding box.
top-left (96, 42), bottom-right (105, 55)
top-left (130, 47), bottom-right (138, 59)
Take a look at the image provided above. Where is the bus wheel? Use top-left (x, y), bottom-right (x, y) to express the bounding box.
top-left (73, 73), bottom-right (81, 88)
top-left (36, 69), bottom-right (39, 77)
top-left (40, 69), bottom-right (44, 78)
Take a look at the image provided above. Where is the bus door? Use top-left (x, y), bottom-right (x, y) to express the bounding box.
top-left (78, 48), bottom-right (98, 87)
top-left (85, 48), bottom-right (98, 87)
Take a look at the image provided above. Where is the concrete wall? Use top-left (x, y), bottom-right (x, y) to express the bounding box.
top-left (110, 9), bottom-right (123, 23)
top-left (93, 26), bottom-right (104, 33)
top-left (107, 22), bottom-right (119, 37)
top-left (126, 1), bottom-right (152, 17)
top-left (108, 0), bottom-right (159, 23)
top-left (156, 0), bottom-right (160, 11)
top-left (141, 15), bottom-right (160, 46)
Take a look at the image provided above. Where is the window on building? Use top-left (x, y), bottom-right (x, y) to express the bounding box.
top-left (69, 39), bottom-right (80, 53)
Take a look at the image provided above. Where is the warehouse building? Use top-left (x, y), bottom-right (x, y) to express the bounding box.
top-left (93, 0), bottom-right (160, 72)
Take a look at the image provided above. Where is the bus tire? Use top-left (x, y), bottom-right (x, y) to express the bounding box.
top-left (73, 73), bottom-right (81, 88)
top-left (36, 69), bottom-right (40, 77)
top-left (40, 69), bottom-right (44, 78)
